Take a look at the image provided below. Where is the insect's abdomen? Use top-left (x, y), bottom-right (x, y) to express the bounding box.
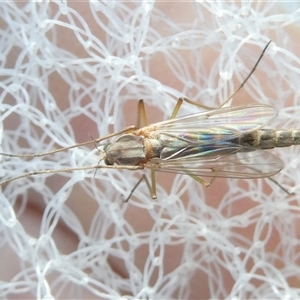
top-left (241, 129), bottom-right (300, 149)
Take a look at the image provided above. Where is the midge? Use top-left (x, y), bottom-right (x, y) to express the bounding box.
top-left (0, 41), bottom-right (297, 200)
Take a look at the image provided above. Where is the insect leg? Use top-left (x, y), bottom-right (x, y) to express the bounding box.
top-left (267, 177), bottom-right (294, 196)
top-left (170, 98), bottom-right (184, 118)
top-left (188, 173), bottom-right (213, 187)
top-left (137, 99), bottom-right (148, 128)
top-left (181, 165), bottom-right (214, 188)
top-left (124, 170), bottom-right (157, 202)
top-left (151, 169), bottom-right (157, 199)
top-left (177, 97), bottom-right (216, 111)
top-left (171, 97), bottom-right (214, 118)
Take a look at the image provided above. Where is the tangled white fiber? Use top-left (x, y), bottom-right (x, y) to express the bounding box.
top-left (1, 1), bottom-right (300, 299)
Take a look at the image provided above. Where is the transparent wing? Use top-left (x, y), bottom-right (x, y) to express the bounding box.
top-left (150, 104), bottom-right (277, 132)
top-left (145, 149), bottom-right (283, 178)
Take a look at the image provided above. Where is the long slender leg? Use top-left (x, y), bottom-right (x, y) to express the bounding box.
top-left (170, 97), bottom-right (215, 117)
top-left (178, 164), bottom-right (215, 187)
top-left (170, 98), bottom-right (184, 118)
top-left (170, 97), bottom-right (214, 118)
top-left (137, 99), bottom-right (148, 128)
top-left (178, 97), bottom-right (216, 111)
top-left (268, 177), bottom-right (294, 195)
top-left (150, 170), bottom-right (157, 198)
top-left (124, 171), bottom-right (157, 202)
top-left (184, 169), bottom-right (213, 188)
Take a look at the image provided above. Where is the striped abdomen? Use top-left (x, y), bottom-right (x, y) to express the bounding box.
top-left (241, 129), bottom-right (300, 149)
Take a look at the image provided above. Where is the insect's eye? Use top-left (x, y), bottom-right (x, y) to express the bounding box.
top-left (104, 158), bottom-right (113, 166)
top-left (103, 143), bottom-right (113, 165)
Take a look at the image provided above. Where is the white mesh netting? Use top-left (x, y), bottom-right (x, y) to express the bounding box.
top-left (1, 1), bottom-right (300, 299)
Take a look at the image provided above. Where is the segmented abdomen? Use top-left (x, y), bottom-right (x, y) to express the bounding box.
top-left (241, 129), bottom-right (300, 149)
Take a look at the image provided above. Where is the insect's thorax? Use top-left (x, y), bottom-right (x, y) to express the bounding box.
top-left (104, 134), bottom-right (162, 166)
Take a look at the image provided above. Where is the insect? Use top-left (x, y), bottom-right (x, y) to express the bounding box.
top-left (0, 41), bottom-right (296, 200)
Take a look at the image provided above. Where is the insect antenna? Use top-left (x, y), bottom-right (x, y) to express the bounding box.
top-left (88, 133), bottom-right (106, 178)
top-left (0, 125), bottom-right (138, 186)
top-left (0, 163), bottom-right (143, 187)
top-left (0, 125), bottom-right (137, 159)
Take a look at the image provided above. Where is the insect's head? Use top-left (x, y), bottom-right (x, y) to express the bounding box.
top-left (102, 143), bottom-right (114, 166)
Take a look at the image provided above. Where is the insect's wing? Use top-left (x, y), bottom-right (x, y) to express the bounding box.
top-left (146, 149), bottom-right (283, 178)
top-left (151, 104), bottom-right (277, 133)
